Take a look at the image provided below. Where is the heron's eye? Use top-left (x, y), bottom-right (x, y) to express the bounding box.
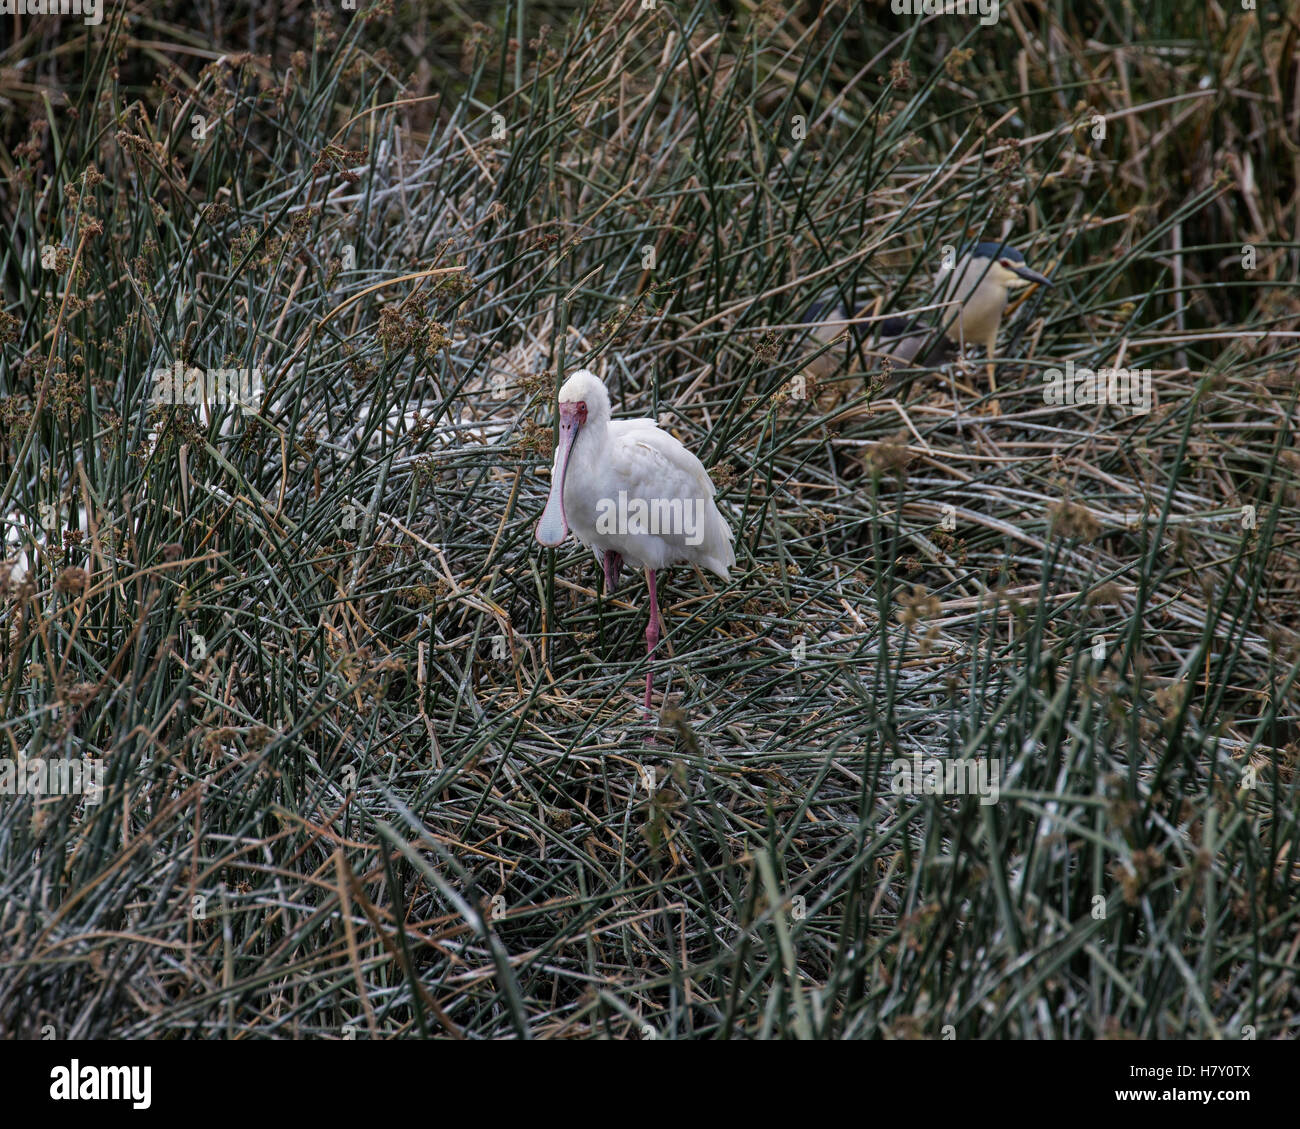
top-left (999, 258), bottom-right (1012, 269)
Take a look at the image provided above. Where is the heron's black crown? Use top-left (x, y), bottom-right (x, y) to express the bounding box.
top-left (964, 241), bottom-right (1025, 263)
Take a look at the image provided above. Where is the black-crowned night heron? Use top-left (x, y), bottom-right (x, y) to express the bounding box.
top-left (802, 240), bottom-right (1054, 385)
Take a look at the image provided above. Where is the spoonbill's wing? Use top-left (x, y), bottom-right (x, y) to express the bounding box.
top-left (605, 420), bottom-right (735, 577)
top-left (608, 421), bottom-right (717, 495)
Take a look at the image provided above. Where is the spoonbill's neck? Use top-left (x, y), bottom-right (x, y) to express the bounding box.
top-left (566, 412), bottom-right (610, 472)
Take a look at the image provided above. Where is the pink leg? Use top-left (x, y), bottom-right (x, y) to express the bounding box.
top-left (643, 567), bottom-right (660, 719)
top-left (603, 549), bottom-right (622, 592)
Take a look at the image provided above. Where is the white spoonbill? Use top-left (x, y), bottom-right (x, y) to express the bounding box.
top-left (535, 370), bottom-right (735, 717)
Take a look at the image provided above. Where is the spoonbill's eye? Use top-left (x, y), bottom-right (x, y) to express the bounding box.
top-left (576, 401), bottom-right (588, 422)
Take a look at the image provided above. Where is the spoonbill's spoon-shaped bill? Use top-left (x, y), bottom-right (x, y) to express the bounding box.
top-left (535, 398), bottom-right (584, 547)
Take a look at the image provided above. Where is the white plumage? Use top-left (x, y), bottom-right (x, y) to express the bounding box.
top-left (535, 369), bottom-right (735, 718)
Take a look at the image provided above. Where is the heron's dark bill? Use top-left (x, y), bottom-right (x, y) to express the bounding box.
top-left (535, 402), bottom-right (583, 546)
top-left (1012, 264), bottom-right (1054, 287)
